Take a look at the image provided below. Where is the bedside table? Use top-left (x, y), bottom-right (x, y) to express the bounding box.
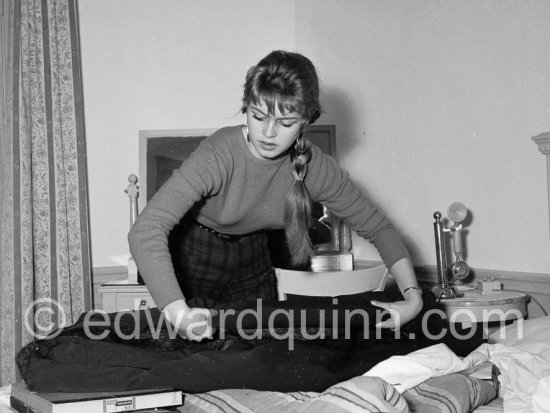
top-left (439, 289), bottom-right (529, 324)
top-left (98, 280), bottom-right (156, 312)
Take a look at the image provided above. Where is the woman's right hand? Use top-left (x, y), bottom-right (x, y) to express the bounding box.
top-left (162, 299), bottom-right (217, 341)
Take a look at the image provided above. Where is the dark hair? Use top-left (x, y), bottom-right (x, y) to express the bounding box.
top-left (241, 50), bottom-right (321, 124)
top-left (242, 50), bottom-right (322, 266)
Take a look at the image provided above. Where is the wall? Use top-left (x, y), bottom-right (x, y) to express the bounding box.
top-left (78, 0), bottom-right (295, 269)
top-left (295, 0), bottom-right (550, 274)
top-left (80, 1), bottom-right (550, 279)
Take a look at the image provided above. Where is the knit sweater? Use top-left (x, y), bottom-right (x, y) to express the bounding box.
top-left (128, 125), bottom-right (410, 309)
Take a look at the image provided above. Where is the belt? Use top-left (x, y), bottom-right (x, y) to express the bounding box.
top-left (196, 221), bottom-right (247, 242)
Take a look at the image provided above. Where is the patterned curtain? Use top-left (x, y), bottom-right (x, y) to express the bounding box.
top-left (0, 0), bottom-right (92, 385)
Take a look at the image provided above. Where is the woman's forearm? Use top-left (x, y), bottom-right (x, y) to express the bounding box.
top-left (389, 257), bottom-right (422, 302)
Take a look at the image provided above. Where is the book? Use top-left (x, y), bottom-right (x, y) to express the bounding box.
top-left (10, 383), bottom-right (183, 413)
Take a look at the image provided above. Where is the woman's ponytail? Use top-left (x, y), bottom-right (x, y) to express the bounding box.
top-left (241, 50), bottom-right (322, 266)
top-left (284, 130), bottom-right (314, 266)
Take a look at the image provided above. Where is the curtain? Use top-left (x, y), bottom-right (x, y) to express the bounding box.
top-left (0, 0), bottom-right (92, 385)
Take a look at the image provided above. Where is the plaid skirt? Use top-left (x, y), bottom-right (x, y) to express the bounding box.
top-left (170, 220), bottom-right (278, 303)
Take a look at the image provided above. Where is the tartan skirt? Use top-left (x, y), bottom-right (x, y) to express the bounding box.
top-left (170, 220), bottom-right (278, 303)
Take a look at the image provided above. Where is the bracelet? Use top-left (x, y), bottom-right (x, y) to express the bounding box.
top-left (403, 286), bottom-right (422, 296)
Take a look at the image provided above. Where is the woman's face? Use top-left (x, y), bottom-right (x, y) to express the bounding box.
top-left (245, 99), bottom-right (304, 160)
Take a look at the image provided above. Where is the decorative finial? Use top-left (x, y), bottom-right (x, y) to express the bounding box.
top-left (125, 175), bottom-right (139, 199)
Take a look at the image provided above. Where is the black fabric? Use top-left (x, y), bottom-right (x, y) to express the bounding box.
top-left (17, 291), bottom-right (484, 394)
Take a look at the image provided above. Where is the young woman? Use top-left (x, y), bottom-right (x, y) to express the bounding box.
top-left (128, 50), bottom-right (423, 340)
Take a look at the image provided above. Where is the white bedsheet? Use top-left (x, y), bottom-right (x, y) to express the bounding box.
top-left (363, 316), bottom-right (550, 413)
top-left (467, 342), bottom-right (550, 413)
top-left (480, 315), bottom-right (550, 413)
top-left (363, 342), bottom-right (474, 392)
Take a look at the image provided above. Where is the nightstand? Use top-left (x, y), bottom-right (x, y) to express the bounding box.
top-left (98, 280), bottom-right (156, 312)
top-left (439, 289), bottom-right (529, 324)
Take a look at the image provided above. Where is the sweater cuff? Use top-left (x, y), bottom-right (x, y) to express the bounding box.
top-left (142, 272), bottom-right (186, 310)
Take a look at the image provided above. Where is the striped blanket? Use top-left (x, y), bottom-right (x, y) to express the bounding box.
top-left (180, 372), bottom-right (497, 413)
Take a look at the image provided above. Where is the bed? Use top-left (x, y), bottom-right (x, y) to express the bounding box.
top-left (176, 315), bottom-right (550, 413)
top-left (1, 299), bottom-right (549, 413)
top-left (2, 129), bottom-right (547, 413)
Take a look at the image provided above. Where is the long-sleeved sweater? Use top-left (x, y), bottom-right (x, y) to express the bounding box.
top-left (128, 125), bottom-right (410, 309)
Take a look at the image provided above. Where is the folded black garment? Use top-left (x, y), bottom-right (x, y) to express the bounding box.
top-left (17, 291), bottom-right (484, 393)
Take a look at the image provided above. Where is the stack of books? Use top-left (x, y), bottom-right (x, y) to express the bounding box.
top-left (10, 383), bottom-right (183, 413)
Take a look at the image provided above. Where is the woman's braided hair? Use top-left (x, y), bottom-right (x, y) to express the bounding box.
top-left (241, 51), bottom-right (321, 266)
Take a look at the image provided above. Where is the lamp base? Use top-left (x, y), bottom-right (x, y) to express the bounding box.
top-left (432, 285), bottom-right (464, 299)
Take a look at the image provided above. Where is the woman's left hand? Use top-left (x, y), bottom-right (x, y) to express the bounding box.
top-left (371, 289), bottom-right (423, 329)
